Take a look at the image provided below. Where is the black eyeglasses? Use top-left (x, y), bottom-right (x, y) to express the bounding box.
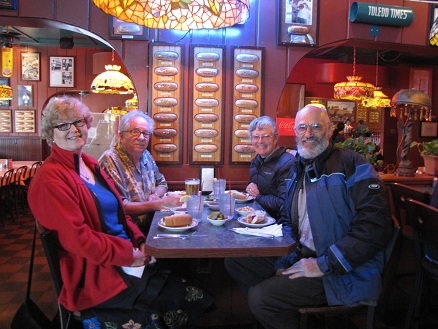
top-left (122, 129), bottom-right (152, 139)
top-left (53, 119), bottom-right (87, 131)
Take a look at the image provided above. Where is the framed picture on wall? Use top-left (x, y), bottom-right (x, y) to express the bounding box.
top-left (326, 99), bottom-right (356, 122)
top-left (0, 77), bottom-right (10, 107)
top-left (420, 122), bottom-right (438, 138)
top-left (21, 52), bottom-right (40, 81)
top-left (49, 56), bottom-right (74, 87)
top-left (277, 0), bottom-right (318, 46)
top-left (109, 17), bottom-right (149, 40)
top-left (17, 85), bottom-right (33, 107)
top-left (0, 0), bottom-right (17, 10)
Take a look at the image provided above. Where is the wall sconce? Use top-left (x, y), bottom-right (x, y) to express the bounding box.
top-left (92, 0), bottom-right (250, 30)
top-left (391, 89), bottom-right (432, 177)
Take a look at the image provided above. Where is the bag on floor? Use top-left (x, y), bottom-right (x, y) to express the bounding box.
top-left (11, 298), bottom-right (53, 329)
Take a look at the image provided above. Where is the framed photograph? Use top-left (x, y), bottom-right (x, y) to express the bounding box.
top-left (0, 0), bottom-right (17, 10)
top-left (277, 0), bottom-right (318, 46)
top-left (420, 122), bottom-right (438, 138)
top-left (326, 100), bottom-right (356, 123)
top-left (18, 85), bottom-right (33, 107)
top-left (49, 56), bottom-right (74, 88)
top-left (109, 17), bottom-right (149, 40)
top-left (14, 109), bottom-right (36, 133)
top-left (0, 77), bottom-right (10, 107)
top-left (21, 52), bottom-right (40, 81)
top-left (409, 67), bottom-right (432, 99)
top-left (0, 109), bottom-right (12, 132)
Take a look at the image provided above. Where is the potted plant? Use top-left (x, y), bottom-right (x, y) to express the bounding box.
top-left (411, 139), bottom-right (438, 175)
top-left (334, 137), bottom-right (383, 170)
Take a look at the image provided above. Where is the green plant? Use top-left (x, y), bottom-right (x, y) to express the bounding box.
top-left (410, 139), bottom-right (438, 156)
top-left (335, 137), bottom-right (383, 167)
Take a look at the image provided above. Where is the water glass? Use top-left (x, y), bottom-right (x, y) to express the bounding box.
top-left (185, 178), bottom-right (200, 195)
top-left (187, 195), bottom-right (203, 221)
top-left (219, 194), bottom-right (236, 219)
top-left (213, 178), bottom-right (226, 200)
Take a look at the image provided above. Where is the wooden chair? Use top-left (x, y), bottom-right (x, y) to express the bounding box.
top-left (24, 161), bottom-right (42, 187)
top-left (403, 199), bottom-right (438, 329)
top-left (39, 228), bottom-right (83, 329)
top-left (0, 169), bottom-right (18, 225)
top-left (13, 165), bottom-right (29, 214)
top-left (297, 226), bottom-right (401, 329)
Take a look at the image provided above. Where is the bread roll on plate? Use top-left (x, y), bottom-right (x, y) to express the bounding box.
top-left (245, 210), bottom-right (267, 224)
top-left (228, 190), bottom-right (247, 200)
top-left (163, 214), bottom-right (193, 227)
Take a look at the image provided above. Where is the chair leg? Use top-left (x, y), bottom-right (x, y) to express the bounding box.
top-left (366, 305), bottom-right (375, 329)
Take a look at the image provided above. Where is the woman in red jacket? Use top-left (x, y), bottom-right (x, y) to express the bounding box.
top-left (28, 96), bottom-right (213, 328)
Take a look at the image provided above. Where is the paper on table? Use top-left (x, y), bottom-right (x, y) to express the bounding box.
top-left (232, 224), bottom-right (283, 237)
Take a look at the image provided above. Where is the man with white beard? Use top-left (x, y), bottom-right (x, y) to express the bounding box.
top-left (225, 105), bottom-right (393, 329)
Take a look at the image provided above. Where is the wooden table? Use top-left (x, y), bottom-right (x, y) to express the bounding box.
top-left (145, 201), bottom-right (296, 258)
top-left (144, 199), bottom-right (296, 327)
top-left (379, 173), bottom-right (435, 186)
top-left (0, 161), bottom-right (37, 178)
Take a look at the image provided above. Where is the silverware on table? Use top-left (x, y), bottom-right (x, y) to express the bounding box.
top-left (153, 233), bottom-right (207, 239)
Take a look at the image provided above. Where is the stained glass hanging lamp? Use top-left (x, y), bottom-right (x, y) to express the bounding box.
top-left (92, 0), bottom-right (250, 30)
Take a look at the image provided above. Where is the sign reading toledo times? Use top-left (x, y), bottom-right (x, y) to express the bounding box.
top-left (350, 2), bottom-right (414, 27)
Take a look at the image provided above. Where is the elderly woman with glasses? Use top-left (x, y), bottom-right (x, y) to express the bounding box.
top-left (99, 110), bottom-right (181, 232)
top-left (28, 96), bottom-right (213, 328)
top-left (245, 116), bottom-right (297, 218)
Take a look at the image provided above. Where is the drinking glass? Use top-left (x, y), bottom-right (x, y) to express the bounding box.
top-left (187, 195), bottom-right (203, 221)
top-left (213, 178), bottom-right (226, 200)
top-left (185, 178), bottom-right (200, 195)
top-left (219, 194), bottom-right (236, 219)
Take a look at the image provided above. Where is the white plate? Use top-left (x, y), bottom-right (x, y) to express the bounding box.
top-left (235, 195), bottom-right (254, 203)
top-left (158, 219), bottom-right (198, 232)
top-left (237, 216), bottom-right (276, 228)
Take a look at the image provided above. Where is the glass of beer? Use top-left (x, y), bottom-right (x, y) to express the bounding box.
top-left (185, 178), bottom-right (200, 195)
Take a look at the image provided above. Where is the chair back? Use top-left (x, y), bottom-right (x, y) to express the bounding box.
top-left (39, 228), bottom-right (74, 329)
top-left (14, 166), bottom-right (28, 185)
top-left (406, 198), bottom-right (438, 272)
top-left (25, 161), bottom-right (42, 186)
top-left (1, 168), bottom-right (14, 186)
top-left (390, 183), bottom-right (430, 232)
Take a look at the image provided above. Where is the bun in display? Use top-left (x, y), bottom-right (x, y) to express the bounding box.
top-left (163, 214), bottom-right (193, 227)
top-left (245, 210), bottom-right (267, 224)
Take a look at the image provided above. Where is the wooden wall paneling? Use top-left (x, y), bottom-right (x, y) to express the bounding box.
top-left (0, 137), bottom-right (43, 160)
top-left (190, 45), bottom-right (224, 164)
top-left (148, 43), bottom-right (183, 164)
top-left (231, 47), bottom-right (263, 163)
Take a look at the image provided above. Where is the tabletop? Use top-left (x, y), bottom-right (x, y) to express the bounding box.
top-left (144, 199), bottom-right (296, 258)
top-left (0, 161), bottom-right (38, 178)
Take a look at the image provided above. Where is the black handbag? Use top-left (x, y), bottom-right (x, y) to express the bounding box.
top-left (11, 223), bottom-right (53, 329)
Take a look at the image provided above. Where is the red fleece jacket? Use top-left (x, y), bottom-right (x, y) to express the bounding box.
top-left (28, 144), bottom-right (145, 311)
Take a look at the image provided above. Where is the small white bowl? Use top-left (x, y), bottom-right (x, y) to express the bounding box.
top-left (207, 217), bottom-right (228, 226)
top-left (235, 206), bottom-right (255, 217)
top-left (207, 201), bottom-right (220, 211)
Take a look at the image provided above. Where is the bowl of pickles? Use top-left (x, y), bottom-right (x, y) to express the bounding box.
top-left (207, 211), bottom-right (228, 226)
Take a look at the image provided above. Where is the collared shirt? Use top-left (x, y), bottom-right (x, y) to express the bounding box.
top-left (99, 144), bottom-right (168, 207)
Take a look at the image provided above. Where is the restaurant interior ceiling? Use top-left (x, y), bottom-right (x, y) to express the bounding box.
top-left (2, 25), bottom-right (438, 65)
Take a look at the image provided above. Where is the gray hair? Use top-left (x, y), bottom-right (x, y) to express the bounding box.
top-left (112, 110), bottom-right (155, 146)
top-left (248, 116), bottom-right (278, 138)
top-left (41, 96), bottom-right (93, 146)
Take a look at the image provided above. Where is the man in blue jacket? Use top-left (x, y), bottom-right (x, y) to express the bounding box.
top-left (225, 105), bottom-right (393, 329)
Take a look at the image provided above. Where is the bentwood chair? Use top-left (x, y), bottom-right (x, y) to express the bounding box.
top-left (13, 165), bottom-right (29, 214)
top-left (24, 161), bottom-right (42, 187)
top-left (0, 169), bottom-right (18, 225)
top-left (403, 199), bottom-right (438, 329)
top-left (297, 226), bottom-right (401, 329)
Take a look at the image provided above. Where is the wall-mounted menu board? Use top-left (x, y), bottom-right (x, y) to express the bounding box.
top-left (15, 110), bottom-right (35, 133)
top-left (148, 43), bottom-right (183, 164)
top-left (0, 110), bottom-right (11, 132)
top-left (190, 46), bottom-right (224, 164)
top-left (231, 47), bottom-right (264, 163)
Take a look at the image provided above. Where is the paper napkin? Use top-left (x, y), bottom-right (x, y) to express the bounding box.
top-left (232, 224), bottom-right (283, 237)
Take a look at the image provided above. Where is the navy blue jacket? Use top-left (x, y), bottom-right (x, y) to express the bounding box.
top-left (249, 147), bottom-right (296, 218)
top-left (277, 145), bottom-right (393, 305)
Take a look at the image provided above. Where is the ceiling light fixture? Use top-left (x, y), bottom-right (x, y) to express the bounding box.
top-left (90, 51), bottom-right (134, 95)
top-left (334, 47), bottom-right (375, 101)
top-left (362, 50), bottom-right (391, 108)
top-left (92, 0), bottom-right (250, 30)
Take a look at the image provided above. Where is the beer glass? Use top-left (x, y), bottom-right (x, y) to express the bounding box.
top-left (185, 178), bottom-right (200, 195)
